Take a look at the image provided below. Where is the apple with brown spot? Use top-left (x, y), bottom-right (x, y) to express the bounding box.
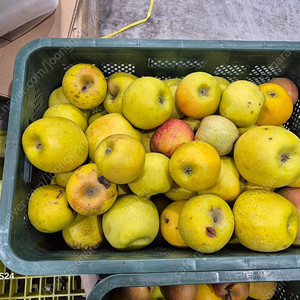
top-left (66, 163), bottom-right (118, 216)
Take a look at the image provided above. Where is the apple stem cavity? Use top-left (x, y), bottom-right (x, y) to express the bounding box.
top-left (199, 87), bottom-right (208, 97)
top-left (269, 91), bottom-right (277, 97)
top-left (35, 141), bottom-right (42, 150)
top-left (183, 166), bottom-right (193, 175)
top-left (158, 96), bottom-right (164, 105)
top-left (206, 226), bottom-right (217, 238)
top-left (281, 153), bottom-right (290, 162)
top-left (98, 176), bottom-right (111, 189)
top-left (105, 147), bottom-right (112, 155)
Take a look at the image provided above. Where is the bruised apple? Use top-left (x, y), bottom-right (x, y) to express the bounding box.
top-left (66, 163), bottom-right (117, 216)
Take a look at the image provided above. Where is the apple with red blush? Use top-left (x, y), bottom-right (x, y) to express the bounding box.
top-left (150, 119), bottom-right (194, 157)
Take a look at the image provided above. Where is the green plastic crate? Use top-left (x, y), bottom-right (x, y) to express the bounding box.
top-left (1, 38), bottom-right (300, 279)
top-left (0, 261), bottom-right (85, 299)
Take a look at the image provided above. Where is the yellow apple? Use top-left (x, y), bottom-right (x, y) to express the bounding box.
top-left (150, 286), bottom-right (166, 300)
top-left (88, 110), bottom-right (107, 125)
top-left (165, 181), bottom-right (197, 201)
top-left (169, 141), bottom-right (221, 192)
top-left (22, 117), bottom-right (88, 173)
top-left (233, 190), bottom-right (299, 252)
top-left (102, 194), bottom-right (159, 250)
top-left (234, 125), bottom-right (300, 188)
top-left (66, 163), bottom-right (118, 216)
top-left (62, 63), bottom-right (107, 110)
top-left (43, 103), bottom-right (88, 131)
top-left (181, 116), bottom-right (201, 132)
top-left (164, 78), bottom-right (185, 119)
top-left (195, 115), bottom-right (239, 156)
top-left (62, 213), bottom-right (105, 250)
top-left (178, 194), bottom-right (234, 253)
top-left (176, 72), bottom-right (222, 119)
top-left (54, 171), bottom-right (73, 187)
top-left (249, 281), bottom-right (277, 300)
top-left (197, 156), bottom-right (242, 204)
top-left (219, 80), bottom-right (266, 127)
top-left (140, 129), bottom-right (156, 153)
top-left (277, 187), bottom-right (300, 246)
top-left (85, 112), bottom-right (141, 161)
top-left (28, 184), bottom-right (76, 233)
top-left (48, 86), bottom-right (70, 107)
top-left (196, 284), bottom-right (223, 300)
top-left (94, 134), bottom-right (145, 184)
top-left (160, 200), bottom-right (189, 248)
top-left (214, 76), bottom-right (230, 93)
top-left (122, 76), bottom-right (174, 130)
top-left (237, 124), bottom-right (258, 137)
top-left (104, 72), bottom-right (137, 114)
top-left (128, 152), bottom-right (174, 198)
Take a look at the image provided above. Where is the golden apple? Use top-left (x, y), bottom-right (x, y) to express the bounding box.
top-left (102, 194), bottom-right (159, 250)
top-left (85, 112), bottom-right (141, 161)
top-left (178, 194), bottom-right (234, 253)
top-left (160, 200), bottom-right (189, 248)
top-left (277, 187), bottom-right (300, 246)
top-left (197, 156), bottom-right (242, 204)
top-left (165, 181), bottom-right (197, 201)
top-left (94, 134), bottom-right (145, 184)
top-left (169, 141), bottom-right (221, 192)
top-left (22, 117), bottom-right (88, 173)
top-left (122, 76), bottom-right (174, 130)
top-left (43, 103), bottom-right (88, 131)
top-left (176, 72), bottom-right (222, 119)
top-left (104, 72), bottom-right (137, 114)
top-left (62, 213), bottom-right (105, 250)
top-left (66, 163), bottom-right (117, 216)
top-left (54, 171), bottom-right (73, 187)
top-left (233, 190), bottom-right (299, 252)
top-left (214, 76), bottom-right (230, 93)
top-left (128, 152), bottom-right (174, 198)
top-left (196, 284), bottom-right (223, 300)
top-left (48, 86), bottom-right (69, 107)
top-left (164, 78), bottom-right (185, 119)
top-left (28, 185), bottom-right (76, 233)
top-left (219, 80), bottom-right (266, 127)
top-left (62, 63), bottom-right (107, 110)
top-left (234, 125), bottom-right (300, 188)
top-left (249, 281), bottom-right (277, 300)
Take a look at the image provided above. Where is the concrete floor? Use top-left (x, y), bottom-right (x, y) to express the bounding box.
top-left (98, 0), bottom-right (300, 41)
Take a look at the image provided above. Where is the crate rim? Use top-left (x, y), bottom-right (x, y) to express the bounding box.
top-left (2, 38), bottom-right (300, 277)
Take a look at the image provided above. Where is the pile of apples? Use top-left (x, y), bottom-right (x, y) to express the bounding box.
top-left (22, 63), bottom-right (300, 256)
top-left (111, 281), bottom-right (278, 300)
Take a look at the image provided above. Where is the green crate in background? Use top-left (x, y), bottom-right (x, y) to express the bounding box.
top-left (0, 261), bottom-right (86, 300)
top-left (2, 38), bottom-right (300, 280)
